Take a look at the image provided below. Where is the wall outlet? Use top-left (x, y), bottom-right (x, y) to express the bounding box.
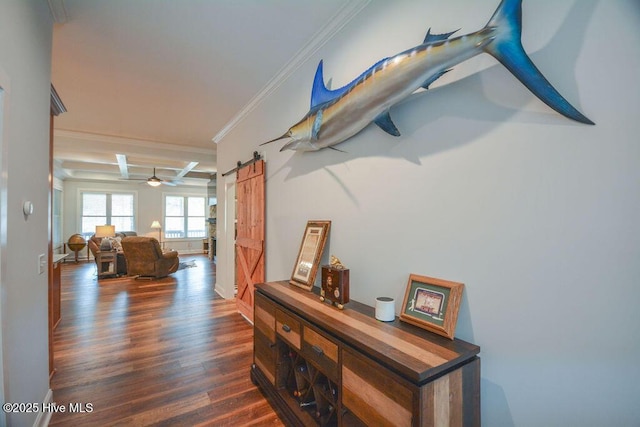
top-left (38, 253), bottom-right (46, 275)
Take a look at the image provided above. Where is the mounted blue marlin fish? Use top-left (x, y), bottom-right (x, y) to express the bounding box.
top-left (262, 0), bottom-right (593, 152)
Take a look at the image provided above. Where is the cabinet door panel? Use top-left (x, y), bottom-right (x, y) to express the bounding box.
top-left (342, 348), bottom-right (413, 427)
top-left (254, 329), bottom-right (277, 385)
top-left (419, 357), bottom-right (481, 427)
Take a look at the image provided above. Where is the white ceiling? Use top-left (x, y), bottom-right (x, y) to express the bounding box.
top-left (51, 0), bottom-right (361, 186)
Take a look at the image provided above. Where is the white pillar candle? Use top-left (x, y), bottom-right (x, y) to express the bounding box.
top-left (375, 297), bottom-right (395, 322)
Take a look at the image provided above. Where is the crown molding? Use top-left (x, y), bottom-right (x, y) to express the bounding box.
top-left (50, 84), bottom-right (67, 116)
top-left (47, 0), bottom-right (68, 24)
top-left (212, 0), bottom-right (371, 144)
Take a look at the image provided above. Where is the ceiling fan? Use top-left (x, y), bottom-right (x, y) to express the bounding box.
top-left (120, 167), bottom-right (178, 186)
top-left (145, 168), bottom-right (176, 187)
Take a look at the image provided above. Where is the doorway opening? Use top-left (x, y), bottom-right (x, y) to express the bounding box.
top-left (221, 173), bottom-right (236, 300)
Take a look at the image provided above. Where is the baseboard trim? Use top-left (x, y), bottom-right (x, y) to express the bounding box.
top-left (32, 388), bottom-right (53, 427)
top-left (214, 284), bottom-right (228, 299)
top-left (176, 250), bottom-right (207, 255)
top-left (239, 311), bottom-right (253, 325)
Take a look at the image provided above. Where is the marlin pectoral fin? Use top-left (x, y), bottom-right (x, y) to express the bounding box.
top-left (374, 112), bottom-right (401, 136)
top-left (311, 110), bottom-right (323, 140)
top-left (423, 28), bottom-right (459, 44)
top-left (421, 69), bottom-right (452, 90)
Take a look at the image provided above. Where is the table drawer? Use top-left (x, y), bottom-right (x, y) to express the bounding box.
top-left (254, 292), bottom-right (276, 343)
top-left (276, 308), bottom-right (301, 349)
top-left (302, 325), bottom-right (339, 381)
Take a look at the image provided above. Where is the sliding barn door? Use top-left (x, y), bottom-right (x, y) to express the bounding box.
top-left (235, 160), bottom-right (265, 322)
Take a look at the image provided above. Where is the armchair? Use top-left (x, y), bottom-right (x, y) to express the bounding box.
top-left (121, 236), bottom-right (179, 278)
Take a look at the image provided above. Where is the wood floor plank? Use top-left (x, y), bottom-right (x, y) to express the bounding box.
top-left (49, 255), bottom-right (283, 426)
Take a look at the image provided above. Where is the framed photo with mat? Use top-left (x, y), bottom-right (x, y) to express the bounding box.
top-left (399, 274), bottom-right (464, 340)
top-left (289, 220), bottom-right (331, 291)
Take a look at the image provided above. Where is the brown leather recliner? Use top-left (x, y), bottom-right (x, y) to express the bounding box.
top-left (121, 236), bottom-right (179, 278)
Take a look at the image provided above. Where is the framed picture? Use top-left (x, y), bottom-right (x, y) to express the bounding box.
top-left (399, 274), bottom-right (464, 340)
top-left (290, 220), bottom-right (331, 291)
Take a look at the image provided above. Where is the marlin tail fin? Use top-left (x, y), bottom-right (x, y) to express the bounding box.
top-left (484, 0), bottom-right (594, 124)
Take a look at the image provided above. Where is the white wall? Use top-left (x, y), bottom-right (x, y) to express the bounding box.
top-left (217, 0), bottom-right (640, 425)
top-left (0, 1), bottom-right (53, 426)
top-left (62, 180), bottom-right (208, 255)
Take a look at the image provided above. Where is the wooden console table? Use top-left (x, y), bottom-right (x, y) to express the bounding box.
top-left (252, 281), bottom-right (480, 426)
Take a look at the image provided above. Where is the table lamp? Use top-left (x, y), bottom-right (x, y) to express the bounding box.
top-left (150, 220), bottom-right (162, 243)
top-left (95, 225), bottom-right (116, 250)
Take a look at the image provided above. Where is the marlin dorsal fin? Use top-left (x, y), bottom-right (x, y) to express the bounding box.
top-left (310, 60), bottom-right (351, 109)
top-left (310, 61), bottom-right (330, 108)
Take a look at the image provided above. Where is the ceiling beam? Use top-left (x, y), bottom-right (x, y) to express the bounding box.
top-left (54, 130), bottom-right (217, 178)
top-left (116, 154), bottom-right (129, 179)
top-left (176, 162), bottom-right (199, 179)
top-left (55, 129), bottom-right (216, 156)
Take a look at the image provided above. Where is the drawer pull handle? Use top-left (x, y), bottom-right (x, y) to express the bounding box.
top-left (282, 324), bottom-right (291, 333)
top-left (312, 345), bottom-right (324, 356)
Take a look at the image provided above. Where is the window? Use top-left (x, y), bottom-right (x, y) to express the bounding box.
top-left (81, 192), bottom-right (135, 239)
top-left (165, 195), bottom-right (206, 238)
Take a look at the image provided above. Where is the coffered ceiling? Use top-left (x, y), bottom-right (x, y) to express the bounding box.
top-left (51, 0), bottom-right (365, 187)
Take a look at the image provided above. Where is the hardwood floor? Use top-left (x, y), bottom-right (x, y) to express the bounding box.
top-left (50, 255), bottom-right (283, 426)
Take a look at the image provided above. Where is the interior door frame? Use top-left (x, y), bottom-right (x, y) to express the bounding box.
top-left (216, 173), bottom-right (237, 300)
